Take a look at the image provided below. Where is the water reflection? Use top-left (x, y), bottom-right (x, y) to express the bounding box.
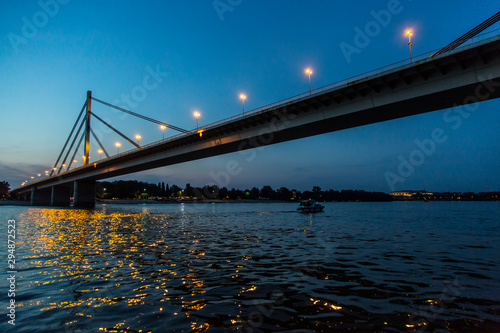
top-left (2, 202), bottom-right (499, 332)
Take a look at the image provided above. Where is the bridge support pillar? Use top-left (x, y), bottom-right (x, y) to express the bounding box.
top-left (73, 180), bottom-right (96, 208)
top-left (31, 187), bottom-right (51, 206)
top-left (51, 185), bottom-right (71, 207)
top-left (19, 192), bottom-right (29, 201)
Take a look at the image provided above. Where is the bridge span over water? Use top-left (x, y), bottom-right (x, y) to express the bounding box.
top-left (11, 32), bottom-right (500, 207)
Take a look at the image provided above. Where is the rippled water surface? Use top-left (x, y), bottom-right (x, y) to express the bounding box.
top-left (1, 201), bottom-right (499, 332)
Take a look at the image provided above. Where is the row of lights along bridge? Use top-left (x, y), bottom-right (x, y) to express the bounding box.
top-left (22, 29), bottom-right (414, 186)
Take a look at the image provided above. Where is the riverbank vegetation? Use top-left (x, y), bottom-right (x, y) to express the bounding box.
top-left (96, 181), bottom-right (392, 202)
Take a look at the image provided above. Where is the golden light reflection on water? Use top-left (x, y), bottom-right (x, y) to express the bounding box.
top-left (16, 207), bottom-right (217, 331)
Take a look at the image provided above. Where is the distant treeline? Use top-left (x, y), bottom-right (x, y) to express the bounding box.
top-left (96, 181), bottom-right (392, 202)
top-left (0, 181), bottom-right (9, 199)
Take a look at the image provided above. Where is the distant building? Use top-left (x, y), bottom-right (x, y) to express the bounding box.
top-left (389, 190), bottom-right (433, 200)
top-left (389, 191), bottom-right (415, 197)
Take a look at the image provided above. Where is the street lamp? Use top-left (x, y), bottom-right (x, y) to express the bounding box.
top-left (135, 134), bottom-right (141, 145)
top-left (193, 111), bottom-right (200, 130)
top-left (160, 125), bottom-right (166, 140)
top-left (73, 159), bottom-right (78, 168)
top-left (240, 94), bottom-right (247, 115)
top-left (305, 68), bottom-right (313, 95)
top-left (115, 142), bottom-right (121, 155)
top-left (406, 29), bottom-right (413, 62)
top-left (82, 155), bottom-right (87, 164)
top-left (98, 149), bottom-right (103, 160)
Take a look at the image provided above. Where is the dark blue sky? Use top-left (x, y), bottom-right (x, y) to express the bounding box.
top-left (1, 1), bottom-right (499, 192)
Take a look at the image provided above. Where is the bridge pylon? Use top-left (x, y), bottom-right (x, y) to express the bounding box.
top-left (84, 90), bottom-right (92, 165)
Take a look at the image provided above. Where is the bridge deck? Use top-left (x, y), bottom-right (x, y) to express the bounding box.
top-left (12, 29), bottom-right (500, 194)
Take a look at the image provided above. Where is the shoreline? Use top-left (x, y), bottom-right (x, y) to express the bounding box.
top-left (1, 199), bottom-right (498, 207)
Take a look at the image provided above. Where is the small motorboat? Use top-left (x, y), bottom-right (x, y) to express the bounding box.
top-left (297, 200), bottom-right (324, 213)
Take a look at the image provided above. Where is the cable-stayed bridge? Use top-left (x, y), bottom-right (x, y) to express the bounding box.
top-left (10, 28), bottom-right (500, 207)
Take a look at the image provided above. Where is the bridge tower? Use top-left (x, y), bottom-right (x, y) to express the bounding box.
top-left (84, 90), bottom-right (92, 165)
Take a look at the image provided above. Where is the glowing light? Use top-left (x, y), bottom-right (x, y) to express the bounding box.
top-left (160, 125), bottom-right (167, 140)
top-left (405, 29), bottom-right (413, 61)
top-left (305, 68), bottom-right (313, 94)
top-left (194, 111), bottom-right (200, 130)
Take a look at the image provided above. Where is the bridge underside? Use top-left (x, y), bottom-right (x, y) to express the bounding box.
top-left (13, 37), bottom-right (500, 207)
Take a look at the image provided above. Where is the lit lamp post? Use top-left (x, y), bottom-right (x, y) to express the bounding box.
top-left (194, 111), bottom-right (200, 130)
top-left (73, 159), bottom-right (78, 168)
top-left (115, 142), bottom-right (121, 155)
top-left (160, 125), bottom-right (166, 140)
top-left (82, 155), bottom-right (87, 165)
top-left (240, 94), bottom-right (247, 115)
top-left (406, 29), bottom-right (413, 62)
top-left (98, 149), bottom-right (103, 160)
top-left (305, 68), bottom-right (313, 95)
top-left (135, 134), bottom-right (141, 145)
top-left (62, 164), bottom-right (66, 171)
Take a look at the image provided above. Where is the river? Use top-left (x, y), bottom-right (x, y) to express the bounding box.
top-left (0, 201), bottom-right (499, 332)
